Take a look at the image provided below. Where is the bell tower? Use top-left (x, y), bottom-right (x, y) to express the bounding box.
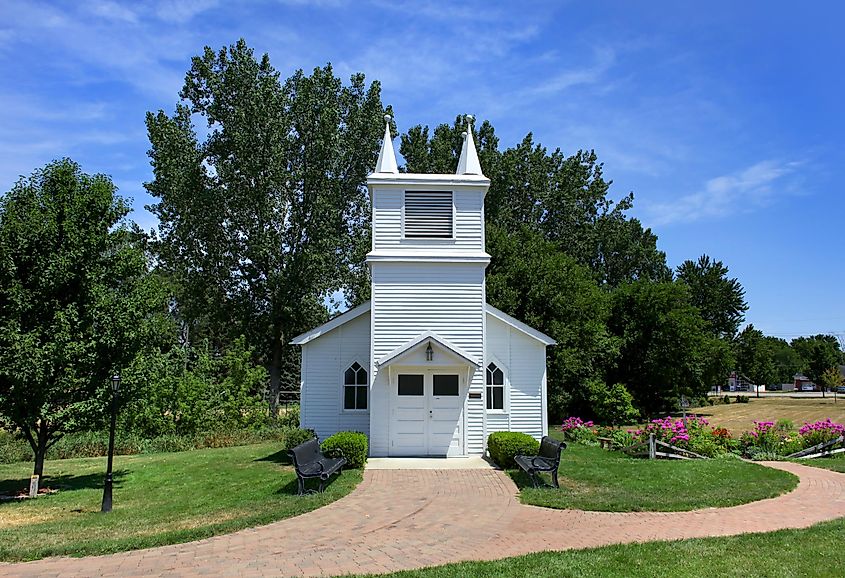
top-left (366, 115), bottom-right (491, 456)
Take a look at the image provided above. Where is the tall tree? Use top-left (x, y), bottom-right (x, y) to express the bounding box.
top-left (399, 120), bottom-right (669, 287)
top-left (0, 159), bottom-right (162, 477)
top-left (146, 40), bottom-right (388, 413)
top-left (792, 334), bottom-right (842, 393)
top-left (607, 280), bottom-right (725, 416)
top-left (485, 224), bottom-right (618, 419)
top-left (734, 325), bottom-right (779, 386)
top-left (765, 336), bottom-right (802, 384)
top-left (675, 255), bottom-right (748, 338)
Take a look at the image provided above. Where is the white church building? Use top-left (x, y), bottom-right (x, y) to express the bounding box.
top-left (291, 115), bottom-right (555, 457)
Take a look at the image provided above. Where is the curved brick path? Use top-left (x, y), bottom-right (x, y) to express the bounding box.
top-left (2, 462), bottom-right (845, 577)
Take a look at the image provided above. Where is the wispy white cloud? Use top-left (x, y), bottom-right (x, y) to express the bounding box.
top-left (520, 46), bottom-right (615, 98)
top-left (153, 0), bottom-right (220, 24)
top-left (642, 160), bottom-right (804, 226)
top-left (86, 1), bottom-right (140, 23)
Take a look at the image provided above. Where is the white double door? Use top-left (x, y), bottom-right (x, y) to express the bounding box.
top-left (389, 370), bottom-right (465, 457)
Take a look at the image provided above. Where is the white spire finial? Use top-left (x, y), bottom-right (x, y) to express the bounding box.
top-left (374, 114), bottom-right (398, 174)
top-left (456, 114), bottom-right (483, 176)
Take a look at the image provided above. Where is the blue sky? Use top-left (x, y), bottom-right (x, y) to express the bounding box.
top-left (2, 0), bottom-right (843, 341)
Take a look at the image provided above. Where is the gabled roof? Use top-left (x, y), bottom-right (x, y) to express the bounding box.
top-left (376, 331), bottom-right (481, 368)
top-left (485, 304), bottom-right (556, 346)
top-left (289, 301), bottom-right (371, 345)
top-left (288, 300), bottom-right (556, 347)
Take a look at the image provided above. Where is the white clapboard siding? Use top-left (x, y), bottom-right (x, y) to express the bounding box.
top-left (300, 311), bottom-right (371, 440)
top-left (369, 261), bottom-right (486, 456)
top-left (485, 314), bottom-right (546, 442)
top-left (372, 187), bottom-right (484, 251)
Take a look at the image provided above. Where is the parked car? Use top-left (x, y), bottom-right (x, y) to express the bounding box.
top-left (836, 386), bottom-right (845, 394)
top-left (801, 383), bottom-right (815, 391)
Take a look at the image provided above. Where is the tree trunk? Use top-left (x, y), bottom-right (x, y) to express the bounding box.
top-left (32, 424), bottom-right (49, 479)
top-left (268, 337), bottom-right (282, 418)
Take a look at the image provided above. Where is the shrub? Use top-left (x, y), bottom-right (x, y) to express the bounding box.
top-left (799, 419), bottom-right (845, 449)
top-left (0, 426), bottom-right (291, 464)
top-left (487, 431), bottom-right (539, 468)
top-left (739, 420), bottom-right (801, 457)
top-left (279, 403), bottom-right (300, 428)
top-left (560, 417), bottom-right (597, 444)
top-left (628, 416), bottom-right (731, 457)
top-left (723, 395), bottom-right (731, 404)
top-left (283, 427), bottom-right (317, 452)
top-left (321, 432), bottom-right (368, 468)
top-left (581, 380), bottom-right (640, 426)
top-left (735, 395), bottom-right (750, 404)
top-left (596, 426), bottom-right (634, 450)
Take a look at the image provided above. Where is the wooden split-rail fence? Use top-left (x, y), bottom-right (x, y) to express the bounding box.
top-left (786, 435), bottom-right (845, 460)
top-left (623, 433), bottom-right (708, 460)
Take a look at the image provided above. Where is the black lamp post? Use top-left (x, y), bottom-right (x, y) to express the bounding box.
top-left (101, 373), bottom-right (121, 513)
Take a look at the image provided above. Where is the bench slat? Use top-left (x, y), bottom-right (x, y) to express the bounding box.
top-left (514, 436), bottom-right (566, 489)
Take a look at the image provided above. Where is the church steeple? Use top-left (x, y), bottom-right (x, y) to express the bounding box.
top-left (456, 114), bottom-right (483, 176)
top-left (374, 114), bottom-right (398, 174)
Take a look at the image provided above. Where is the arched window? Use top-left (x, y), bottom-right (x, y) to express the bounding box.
top-left (486, 362), bottom-right (505, 410)
top-left (344, 362), bottom-right (368, 410)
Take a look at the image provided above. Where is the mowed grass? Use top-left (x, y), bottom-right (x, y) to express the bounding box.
top-left (512, 443), bottom-right (797, 512)
top-left (696, 395), bottom-right (845, 433)
top-left (0, 443), bottom-right (360, 562)
top-left (795, 453), bottom-right (845, 474)
top-left (362, 517), bottom-right (845, 578)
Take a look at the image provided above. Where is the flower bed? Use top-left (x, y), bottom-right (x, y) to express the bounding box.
top-left (561, 415), bottom-right (845, 460)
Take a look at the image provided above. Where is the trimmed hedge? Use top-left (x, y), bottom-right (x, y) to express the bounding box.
top-left (487, 431), bottom-right (540, 469)
top-left (321, 431), bottom-right (368, 468)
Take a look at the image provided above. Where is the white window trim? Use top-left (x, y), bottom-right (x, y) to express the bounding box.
top-left (485, 357), bottom-right (509, 414)
top-left (340, 358), bottom-right (370, 414)
top-left (401, 190), bottom-right (456, 240)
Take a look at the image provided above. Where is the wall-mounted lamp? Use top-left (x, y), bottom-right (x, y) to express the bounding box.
top-left (425, 342), bottom-right (434, 362)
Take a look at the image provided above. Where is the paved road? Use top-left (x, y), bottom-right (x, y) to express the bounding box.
top-left (1, 462), bottom-right (844, 577)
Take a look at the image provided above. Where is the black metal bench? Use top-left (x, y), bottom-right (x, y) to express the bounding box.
top-left (288, 437), bottom-right (347, 495)
top-left (515, 436), bottom-right (567, 488)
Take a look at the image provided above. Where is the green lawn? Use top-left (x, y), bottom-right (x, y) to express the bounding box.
top-left (794, 453), bottom-right (845, 474)
top-left (0, 443), bottom-right (360, 562)
top-left (513, 443), bottom-right (797, 512)
top-left (361, 517), bottom-right (845, 577)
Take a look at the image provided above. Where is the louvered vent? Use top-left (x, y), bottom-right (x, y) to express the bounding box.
top-left (404, 191), bottom-right (453, 238)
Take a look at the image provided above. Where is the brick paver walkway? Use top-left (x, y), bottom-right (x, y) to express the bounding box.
top-left (2, 461), bottom-right (844, 577)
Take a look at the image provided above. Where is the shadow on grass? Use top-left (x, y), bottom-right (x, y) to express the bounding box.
top-left (275, 472), bottom-right (345, 496)
top-left (0, 470), bottom-right (128, 500)
top-left (255, 449), bottom-right (292, 466)
top-left (507, 468), bottom-right (559, 491)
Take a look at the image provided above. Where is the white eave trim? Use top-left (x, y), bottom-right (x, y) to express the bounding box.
top-left (366, 173), bottom-right (490, 187)
top-left (376, 331), bottom-right (482, 368)
top-left (485, 303), bottom-right (557, 346)
top-left (366, 251), bottom-right (491, 264)
top-left (289, 301), bottom-right (372, 345)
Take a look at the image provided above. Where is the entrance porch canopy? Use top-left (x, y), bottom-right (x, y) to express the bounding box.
top-left (376, 331), bottom-right (481, 369)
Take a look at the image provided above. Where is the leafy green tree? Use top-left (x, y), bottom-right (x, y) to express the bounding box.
top-left (734, 325), bottom-right (780, 387)
top-left (485, 224), bottom-right (618, 419)
top-left (0, 159), bottom-right (163, 477)
top-left (145, 40), bottom-right (388, 413)
top-left (765, 336), bottom-right (803, 384)
top-left (821, 366), bottom-right (844, 391)
top-left (792, 334), bottom-right (842, 393)
top-left (607, 280), bottom-right (723, 416)
top-left (582, 379), bottom-right (640, 425)
top-left (120, 336), bottom-right (268, 437)
top-left (676, 255), bottom-right (748, 338)
top-left (399, 119), bottom-right (669, 287)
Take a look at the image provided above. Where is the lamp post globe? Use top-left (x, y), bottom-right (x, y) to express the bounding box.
top-left (102, 373), bottom-right (121, 513)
